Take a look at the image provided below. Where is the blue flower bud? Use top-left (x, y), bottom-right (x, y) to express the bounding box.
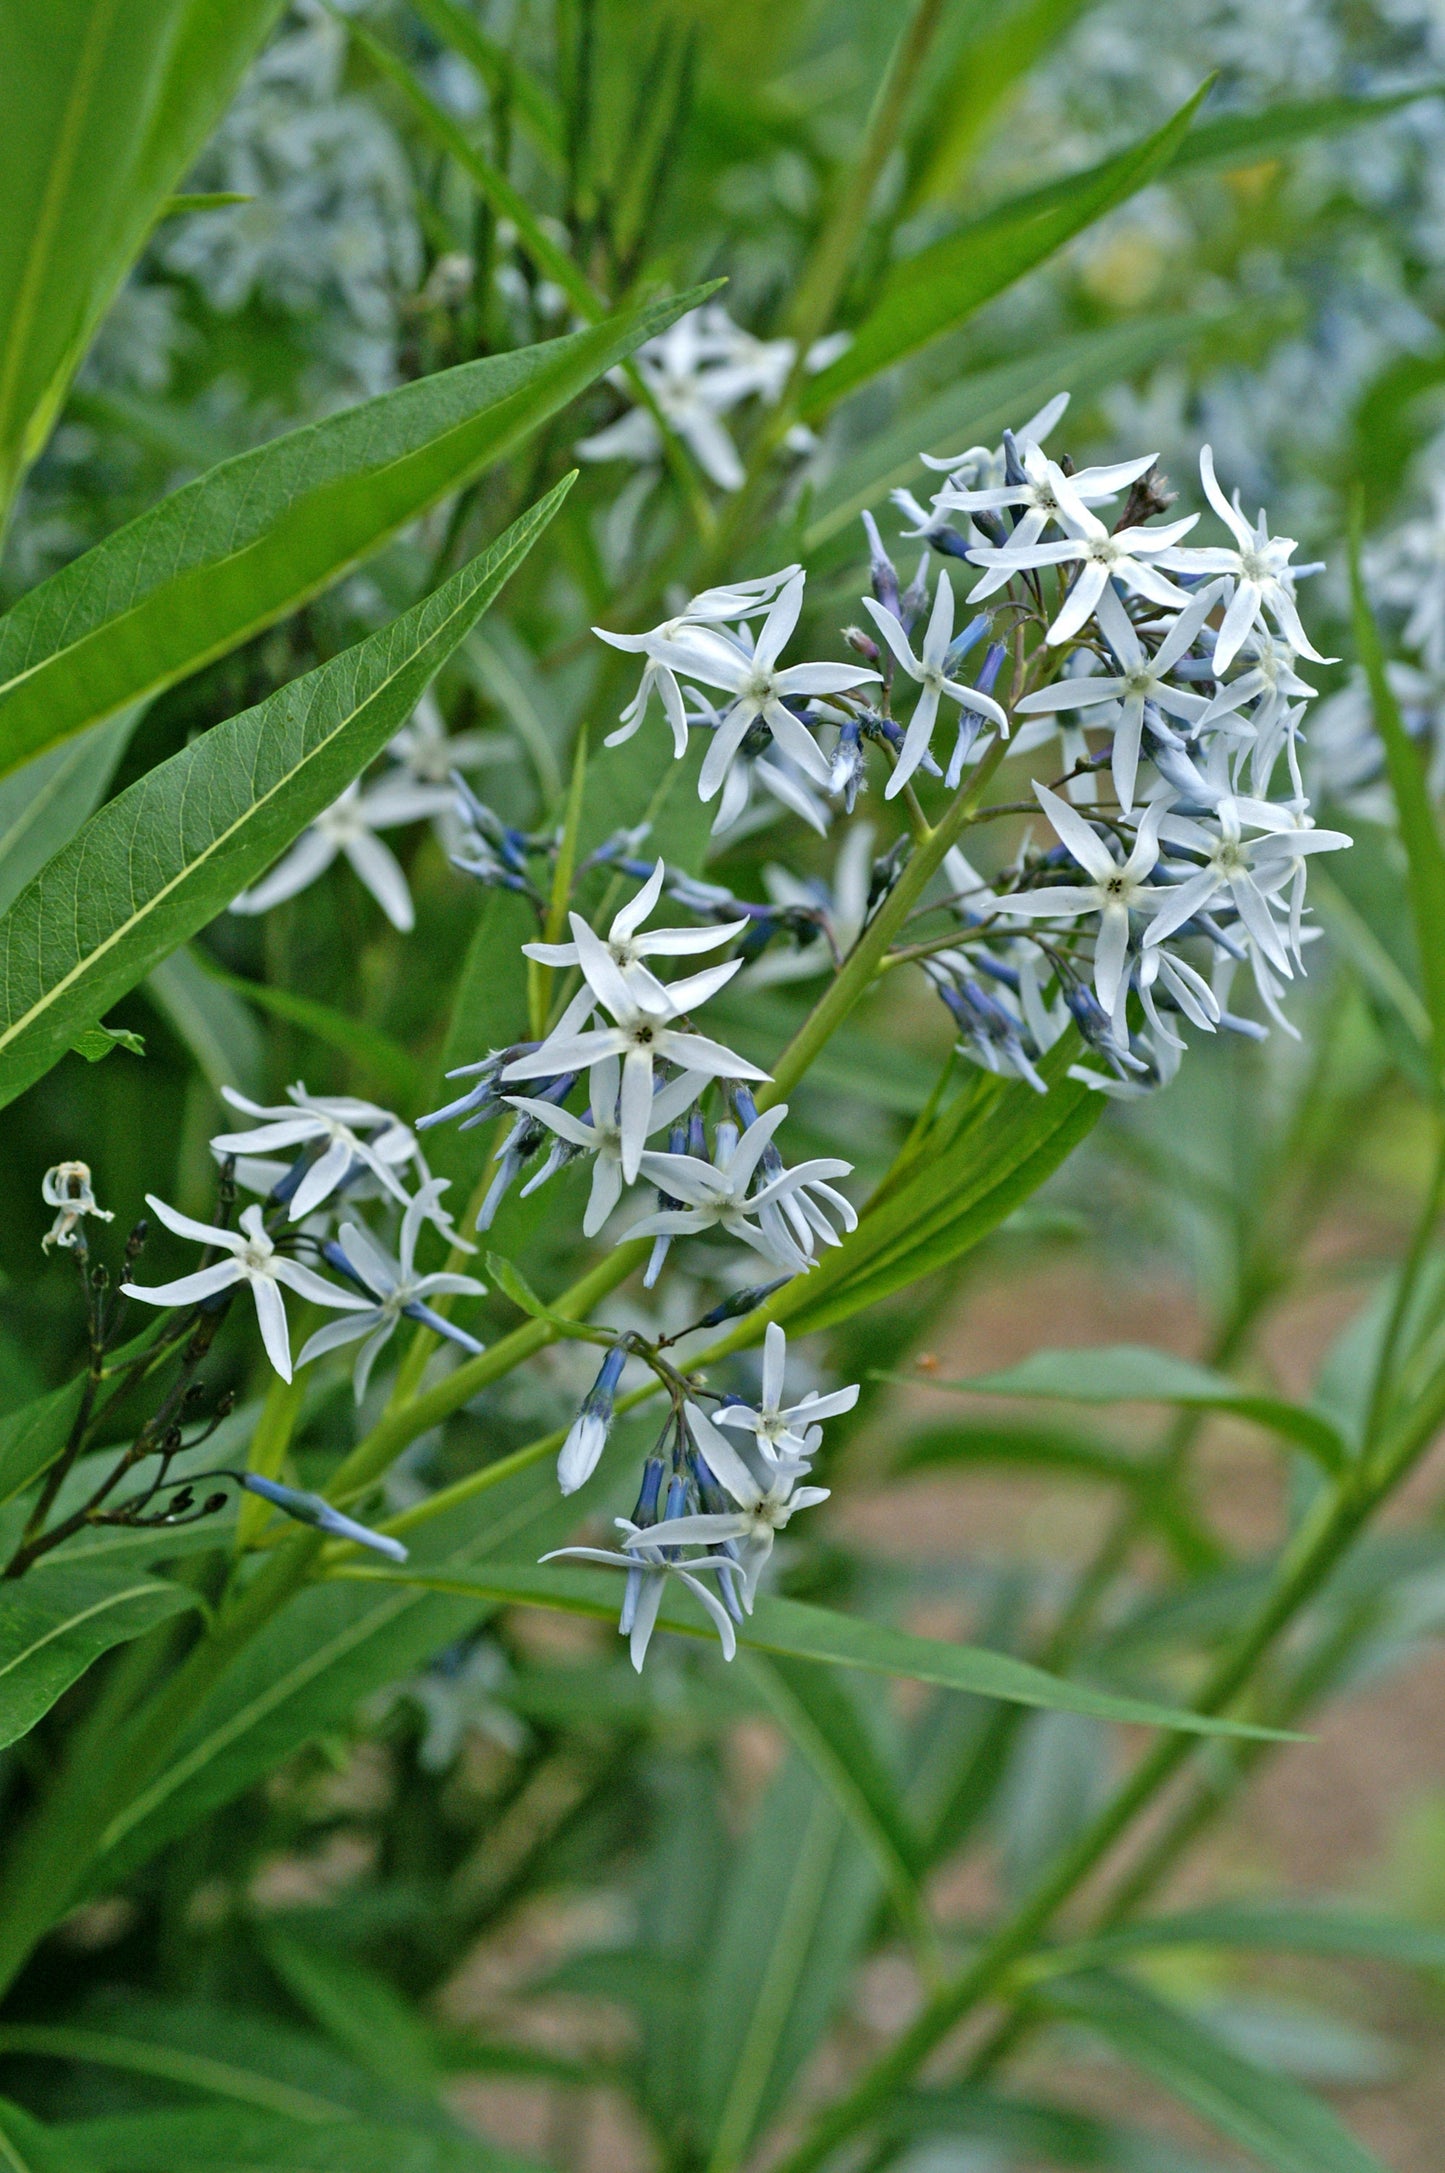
top-left (240, 1474), bottom-right (407, 1562)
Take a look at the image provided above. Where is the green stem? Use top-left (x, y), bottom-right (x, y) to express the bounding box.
top-left (759, 737), bottom-right (1007, 1111)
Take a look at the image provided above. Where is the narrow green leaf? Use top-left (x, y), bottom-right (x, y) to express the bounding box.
top-left (901, 1344), bottom-right (1349, 1474)
top-left (1045, 1902), bottom-right (1445, 1978)
top-left (0, 481), bottom-right (570, 1112)
top-left (883, 2083), bottom-right (1230, 2171)
top-left (53, 2109), bottom-right (539, 2171)
top-left (90, 1459), bottom-right (597, 1886)
top-left (143, 946), bottom-right (265, 1097)
top-left (1350, 509), bottom-right (1445, 1085)
top-left (891, 1417), bottom-right (1153, 1487)
top-left (331, 1565), bottom-right (1298, 1741)
top-left (800, 82), bottom-right (1212, 414)
top-left (1168, 82), bottom-right (1445, 176)
top-left (485, 1253), bottom-right (561, 1327)
top-left (0, 1999), bottom-right (470, 2137)
top-left (768, 1051), bottom-right (1101, 1338)
top-left (742, 1652), bottom-right (927, 1943)
top-left (0, 1564), bottom-right (200, 1749)
top-left (263, 1932), bottom-right (443, 2100)
top-left (159, 189), bottom-right (253, 215)
top-left (0, 292), bottom-right (704, 778)
top-left (0, 706), bottom-right (140, 916)
top-left (344, 12), bottom-right (595, 318)
top-left (697, 1754), bottom-right (878, 2168)
top-left (1048, 1972), bottom-right (1389, 2173)
top-left (0, 0), bottom-right (283, 509)
top-left (191, 958), bottom-right (421, 1109)
top-left (904, 0), bottom-right (1105, 210)
top-left (0, 2097), bottom-right (93, 2173)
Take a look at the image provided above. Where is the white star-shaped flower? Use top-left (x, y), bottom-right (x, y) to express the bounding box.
top-left (1177, 447), bottom-right (1335, 675)
top-left (713, 1323), bottom-right (859, 1465)
top-left (637, 572), bottom-right (879, 800)
top-left (862, 569), bottom-right (1009, 798)
top-left (1013, 582), bottom-right (1225, 811)
top-left (297, 1180), bottom-right (487, 1401)
top-left (504, 1057), bottom-right (706, 1236)
top-left (994, 784), bottom-right (1174, 1014)
top-left (211, 1086), bottom-right (418, 1222)
top-left (502, 921), bottom-right (765, 1181)
top-left (230, 779), bottom-right (443, 932)
top-left (623, 1400), bottom-right (830, 1611)
top-left (522, 859), bottom-right (746, 977)
top-left (629, 1104), bottom-right (853, 1274)
top-left (922, 439), bottom-right (1156, 553)
top-left (121, 1198), bottom-right (368, 1382)
top-left (541, 1523), bottom-right (740, 1671)
top-left (966, 460), bottom-right (1204, 645)
top-left (593, 568), bottom-right (802, 755)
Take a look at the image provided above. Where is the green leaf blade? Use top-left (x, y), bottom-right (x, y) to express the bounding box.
top-left (330, 1565), bottom-right (1298, 1742)
top-left (0, 480), bottom-right (571, 1111)
top-left (800, 81), bottom-right (1212, 415)
top-left (0, 293), bottom-right (704, 778)
top-left (0, 1564), bottom-right (200, 1749)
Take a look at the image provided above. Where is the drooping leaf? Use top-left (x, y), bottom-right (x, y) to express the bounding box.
top-left (0, 1563), bottom-right (200, 1749)
top-left (0, 481), bottom-right (570, 1113)
top-left (0, 706), bottom-right (141, 916)
top-left (0, 0), bottom-right (283, 510)
top-left (330, 1564), bottom-right (1295, 1742)
top-left (0, 293), bottom-right (704, 779)
top-left (800, 84), bottom-right (1211, 414)
top-left (897, 1345), bottom-right (1349, 1474)
top-left (1047, 1972), bottom-right (1389, 2173)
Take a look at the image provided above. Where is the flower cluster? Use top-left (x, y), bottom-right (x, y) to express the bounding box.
top-left (544, 1326), bottom-right (854, 1670)
top-left (120, 1084), bottom-right (485, 1396)
top-left (43, 386), bottom-right (1351, 1666)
